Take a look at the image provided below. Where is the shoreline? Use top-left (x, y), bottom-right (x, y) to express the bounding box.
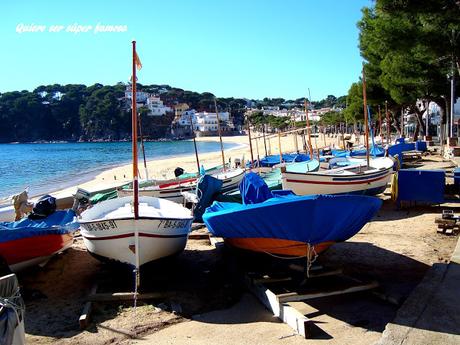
top-left (0, 139), bottom-right (245, 205)
top-left (2, 133), bottom-right (343, 205)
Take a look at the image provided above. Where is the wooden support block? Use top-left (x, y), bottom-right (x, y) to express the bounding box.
top-left (79, 302), bottom-right (92, 330)
top-left (87, 291), bottom-right (168, 302)
top-left (79, 284), bottom-right (98, 329)
top-left (245, 276), bottom-right (315, 338)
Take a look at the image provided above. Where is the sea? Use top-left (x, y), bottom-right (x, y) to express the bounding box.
top-left (0, 141), bottom-right (240, 200)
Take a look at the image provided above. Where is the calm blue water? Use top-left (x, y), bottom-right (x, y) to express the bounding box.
top-left (0, 141), bottom-right (239, 199)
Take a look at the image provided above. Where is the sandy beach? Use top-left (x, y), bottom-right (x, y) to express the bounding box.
top-left (6, 137), bottom-right (459, 345)
top-left (18, 153), bottom-right (460, 345)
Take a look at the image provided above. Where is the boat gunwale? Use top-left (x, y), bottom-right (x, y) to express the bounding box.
top-left (79, 215), bottom-right (193, 224)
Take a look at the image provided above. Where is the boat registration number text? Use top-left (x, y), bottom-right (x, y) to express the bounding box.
top-left (158, 219), bottom-right (189, 229)
top-left (83, 220), bottom-right (118, 232)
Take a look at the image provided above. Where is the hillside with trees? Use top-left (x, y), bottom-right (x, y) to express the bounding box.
top-left (0, 82), bottom-right (345, 143)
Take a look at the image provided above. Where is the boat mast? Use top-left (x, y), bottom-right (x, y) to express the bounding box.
top-left (138, 112), bottom-right (149, 182)
top-left (132, 41), bottom-right (139, 219)
top-left (214, 98), bottom-right (226, 171)
top-left (247, 115), bottom-right (254, 168)
top-left (385, 100), bottom-right (390, 145)
top-left (304, 98), bottom-right (314, 158)
top-left (189, 115), bottom-right (200, 174)
top-left (362, 65), bottom-right (370, 166)
top-left (378, 105), bottom-right (382, 140)
top-left (131, 41), bottom-right (141, 291)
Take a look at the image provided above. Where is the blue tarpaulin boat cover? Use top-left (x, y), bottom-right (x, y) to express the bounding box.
top-left (258, 153), bottom-right (311, 167)
top-left (240, 172), bottom-right (274, 204)
top-left (0, 210), bottom-right (78, 243)
top-left (203, 194), bottom-right (382, 244)
top-left (350, 145), bottom-right (385, 157)
top-left (388, 142), bottom-right (416, 157)
top-left (193, 174), bottom-right (223, 222)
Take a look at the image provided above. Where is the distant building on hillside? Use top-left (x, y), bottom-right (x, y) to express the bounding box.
top-left (146, 95), bottom-right (172, 116)
top-left (124, 85), bottom-right (172, 116)
top-left (193, 111), bottom-right (235, 136)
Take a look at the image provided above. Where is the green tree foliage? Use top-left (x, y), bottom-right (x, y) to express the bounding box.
top-left (357, 0), bottom-right (460, 137)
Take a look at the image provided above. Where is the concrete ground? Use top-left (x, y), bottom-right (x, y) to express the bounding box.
top-left (375, 239), bottom-right (460, 345)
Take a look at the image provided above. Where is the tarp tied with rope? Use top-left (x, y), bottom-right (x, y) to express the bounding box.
top-left (203, 173), bottom-right (382, 245)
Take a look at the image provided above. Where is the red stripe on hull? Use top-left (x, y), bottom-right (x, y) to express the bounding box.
top-left (286, 173), bottom-right (389, 185)
top-left (0, 234), bottom-right (73, 265)
top-left (82, 232), bottom-right (188, 241)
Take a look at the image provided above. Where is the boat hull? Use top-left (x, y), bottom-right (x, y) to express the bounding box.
top-left (225, 238), bottom-right (335, 257)
top-left (80, 217), bottom-right (192, 266)
top-left (0, 233), bottom-right (74, 272)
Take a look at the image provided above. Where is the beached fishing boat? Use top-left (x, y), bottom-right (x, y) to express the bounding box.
top-left (79, 41), bottom-right (193, 271)
top-left (203, 172), bottom-right (382, 257)
top-left (79, 197), bottom-right (192, 265)
top-left (118, 168), bottom-right (246, 203)
top-left (0, 210), bottom-right (78, 272)
top-left (281, 156), bottom-right (394, 196)
top-left (281, 68), bottom-right (394, 197)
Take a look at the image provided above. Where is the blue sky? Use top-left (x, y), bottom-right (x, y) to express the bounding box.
top-left (0, 0), bottom-right (371, 100)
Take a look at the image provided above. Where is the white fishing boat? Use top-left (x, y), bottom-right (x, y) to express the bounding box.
top-left (281, 156), bottom-right (394, 195)
top-left (118, 168), bottom-right (246, 203)
top-left (79, 196), bottom-right (192, 265)
top-left (79, 41), bottom-right (193, 273)
top-left (282, 67), bottom-right (396, 196)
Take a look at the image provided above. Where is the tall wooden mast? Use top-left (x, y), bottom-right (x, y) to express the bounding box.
top-left (304, 98), bottom-right (314, 158)
top-left (362, 65), bottom-right (370, 166)
top-left (132, 41), bottom-right (139, 219)
top-left (214, 98), bottom-right (226, 171)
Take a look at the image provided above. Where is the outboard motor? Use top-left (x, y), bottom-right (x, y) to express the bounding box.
top-left (174, 167), bottom-right (185, 177)
top-left (28, 195), bottom-right (56, 220)
top-left (72, 188), bottom-right (91, 214)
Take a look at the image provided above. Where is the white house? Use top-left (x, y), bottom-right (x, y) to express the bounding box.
top-left (177, 110), bottom-right (197, 128)
top-left (125, 86), bottom-right (149, 103)
top-left (195, 111), bottom-right (230, 132)
top-left (145, 96), bottom-right (172, 116)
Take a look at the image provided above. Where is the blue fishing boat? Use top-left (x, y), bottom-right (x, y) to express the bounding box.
top-left (203, 173), bottom-right (382, 257)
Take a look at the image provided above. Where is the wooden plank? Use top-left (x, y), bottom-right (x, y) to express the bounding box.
top-left (253, 276), bottom-right (293, 284)
top-left (79, 284), bottom-right (98, 329)
top-left (209, 236), bottom-right (224, 247)
top-left (87, 291), bottom-right (168, 302)
top-left (244, 275), bottom-right (314, 338)
top-left (79, 302), bottom-right (93, 329)
top-left (277, 281), bottom-right (379, 303)
top-left (188, 232), bottom-right (210, 240)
